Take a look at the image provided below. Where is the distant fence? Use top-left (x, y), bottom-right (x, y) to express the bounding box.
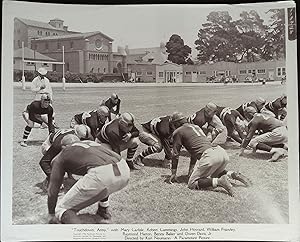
top-left (13, 70), bottom-right (129, 83)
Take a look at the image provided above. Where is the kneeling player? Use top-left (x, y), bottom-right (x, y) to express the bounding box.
top-left (260, 94), bottom-right (287, 120)
top-left (169, 112), bottom-right (251, 197)
top-left (47, 135), bottom-right (130, 224)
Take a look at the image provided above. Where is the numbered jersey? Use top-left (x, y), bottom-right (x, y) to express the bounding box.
top-left (172, 123), bottom-right (212, 159)
top-left (141, 116), bottom-right (173, 139)
top-left (57, 140), bottom-right (121, 176)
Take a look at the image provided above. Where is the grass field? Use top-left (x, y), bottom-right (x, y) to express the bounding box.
top-left (12, 82), bottom-right (288, 224)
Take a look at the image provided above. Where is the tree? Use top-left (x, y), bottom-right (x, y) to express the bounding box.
top-left (165, 34), bottom-right (192, 64)
top-left (195, 10), bottom-right (268, 63)
top-left (262, 9), bottom-right (285, 60)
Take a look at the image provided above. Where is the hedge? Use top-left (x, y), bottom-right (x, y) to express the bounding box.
top-left (13, 70), bottom-right (128, 83)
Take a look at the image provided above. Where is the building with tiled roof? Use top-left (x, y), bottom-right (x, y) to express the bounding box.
top-left (14, 17), bottom-right (79, 50)
top-left (14, 47), bottom-right (58, 71)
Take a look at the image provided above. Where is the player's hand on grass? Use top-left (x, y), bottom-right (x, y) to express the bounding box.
top-left (168, 174), bottom-right (179, 184)
top-left (47, 213), bottom-right (59, 224)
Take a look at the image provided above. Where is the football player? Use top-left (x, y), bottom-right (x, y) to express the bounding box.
top-left (236, 97), bottom-right (266, 119)
top-left (169, 112), bottom-right (251, 197)
top-left (215, 105), bottom-right (248, 144)
top-left (40, 124), bottom-right (92, 190)
top-left (47, 135), bottom-right (130, 224)
top-left (20, 94), bottom-right (55, 147)
top-left (70, 106), bottom-right (109, 140)
top-left (99, 93), bottom-right (121, 121)
top-left (188, 102), bottom-right (227, 146)
top-left (133, 115), bottom-right (175, 168)
top-left (95, 112), bottom-right (140, 170)
top-left (260, 94), bottom-right (287, 120)
top-left (240, 106), bottom-right (288, 162)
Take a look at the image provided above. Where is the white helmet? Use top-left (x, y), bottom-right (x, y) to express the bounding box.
top-left (97, 106), bottom-right (109, 117)
top-left (74, 124), bottom-right (91, 139)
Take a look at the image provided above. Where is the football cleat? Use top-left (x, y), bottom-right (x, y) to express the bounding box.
top-left (231, 172), bottom-right (252, 187)
top-left (218, 175), bottom-right (234, 197)
top-left (96, 206), bottom-right (112, 220)
top-left (134, 155), bottom-right (145, 167)
top-left (269, 148), bottom-right (286, 162)
top-left (20, 141), bottom-right (28, 147)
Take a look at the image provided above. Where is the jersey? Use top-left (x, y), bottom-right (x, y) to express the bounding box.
top-left (236, 101), bottom-right (259, 118)
top-left (172, 123), bottom-right (212, 170)
top-left (96, 118), bottom-right (139, 154)
top-left (188, 108), bottom-right (213, 128)
top-left (142, 116), bottom-right (174, 140)
top-left (264, 97), bottom-right (287, 119)
top-left (74, 110), bottom-right (104, 139)
top-left (102, 98), bottom-right (121, 114)
top-left (48, 141), bottom-right (121, 214)
top-left (26, 100), bottom-right (54, 133)
top-left (242, 113), bottom-right (285, 148)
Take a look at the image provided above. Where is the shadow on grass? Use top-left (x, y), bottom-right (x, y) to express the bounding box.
top-left (24, 140), bottom-right (44, 146)
top-left (35, 177), bottom-right (78, 195)
top-left (161, 174), bottom-right (189, 184)
top-left (142, 158), bottom-right (167, 168)
top-left (241, 152), bottom-right (271, 161)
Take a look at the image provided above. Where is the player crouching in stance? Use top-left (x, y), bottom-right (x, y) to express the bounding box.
top-left (20, 94), bottom-right (56, 147)
top-left (99, 93), bottom-right (121, 121)
top-left (133, 115), bottom-right (174, 169)
top-left (236, 97), bottom-right (266, 119)
top-left (40, 124), bottom-right (93, 190)
top-left (47, 134), bottom-right (130, 224)
top-left (168, 112), bottom-right (252, 197)
top-left (240, 107), bottom-right (288, 162)
top-left (95, 112), bottom-right (141, 170)
top-left (70, 106), bottom-right (109, 140)
top-left (260, 94), bottom-right (287, 120)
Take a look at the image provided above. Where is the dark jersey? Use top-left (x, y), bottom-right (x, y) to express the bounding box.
top-left (188, 108), bottom-right (213, 128)
top-left (264, 97), bottom-right (287, 119)
top-left (96, 119), bottom-right (139, 154)
top-left (27, 100), bottom-right (54, 133)
top-left (242, 113), bottom-right (284, 148)
top-left (103, 98), bottom-right (121, 114)
top-left (74, 110), bottom-right (105, 139)
top-left (236, 101), bottom-right (259, 118)
top-left (48, 141), bottom-right (121, 214)
top-left (142, 116), bottom-right (174, 140)
top-left (172, 123), bottom-right (212, 170)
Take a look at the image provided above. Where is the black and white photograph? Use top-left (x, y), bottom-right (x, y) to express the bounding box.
top-left (1, 0), bottom-right (299, 241)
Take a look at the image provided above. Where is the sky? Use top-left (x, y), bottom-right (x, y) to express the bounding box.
top-left (5, 0), bottom-right (286, 57)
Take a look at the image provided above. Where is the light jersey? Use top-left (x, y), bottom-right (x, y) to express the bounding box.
top-left (57, 141), bottom-right (121, 176)
top-left (249, 113), bottom-right (284, 133)
top-left (236, 101), bottom-right (258, 117)
top-left (141, 116), bottom-right (173, 139)
top-left (172, 123), bottom-right (212, 160)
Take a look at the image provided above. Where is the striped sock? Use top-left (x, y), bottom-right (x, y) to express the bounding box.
top-left (140, 146), bottom-right (157, 158)
top-left (22, 126), bottom-right (32, 141)
top-left (126, 145), bottom-right (138, 162)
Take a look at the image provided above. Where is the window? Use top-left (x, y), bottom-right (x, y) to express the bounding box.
top-left (57, 42), bottom-right (61, 49)
top-left (70, 41), bottom-right (73, 49)
top-left (199, 71), bottom-right (206, 75)
top-left (225, 70), bottom-right (231, 76)
top-left (17, 29), bottom-right (20, 34)
top-left (136, 72), bottom-right (142, 76)
top-left (282, 67), bottom-right (286, 76)
top-left (248, 70), bottom-right (252, 74)
top-left (177, 72), bottom-right (180, 74)
top-left (193, 71), bottom-right (197, 74)
top-left (18, 40), bottom-right (21, 48)
top-left (42, 63), bottom-right (49, 67)
top-left (146, 71), bottom-right (153, 76)
top-left (103, 68), bottom-right (106, 73)
top-left (185, 72), bottom-right (191, 75)
top-left (257, 69), bottom-right (266, 74)
top-left (26, 62), bottom-right (35, 66)
top-left (277, 67), bottom-right (281, 76)
top-left (239, 70), bottom-right (247, 74)
top-left (159, 72), bottom-right (164, 77)
top-left (98, 68), bottom-right (100, 73)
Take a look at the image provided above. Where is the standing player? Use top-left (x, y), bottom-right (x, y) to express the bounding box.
top-left (215, 105), bottom-right (248, 144)
top-left (31, 67), bottom-right (53, 101)
top-left (260, 94), bottom-right (287, 120)
top-left (47, 135), bottom-right (130, 224)
top-left (188, 102), bottom-right (227, 146)
top-left (240, 107), bottom-right (288, 162)
top-left (133, 115), bottom-right (174, 168)
top-left (70, 106), bottom-right (109, 140)
top-left (40, 124), bottom-right (92, 189)
top-left (20, 94), bottom-right (55, 147)
top-left (169, 112), bottom-right (251, 196)
top-left (100, 93), bottom-right (121, 121)
top-left (236, 97), bottom-right (266, 119)
top-left (95, 112), bottom-right (140, 170)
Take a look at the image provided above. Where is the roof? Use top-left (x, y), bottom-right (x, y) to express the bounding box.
top-left (16, 18), bottom-right (66, 31)
top-left (33, 31), bottom-right (114, 41)
top-left (14, 47), bottom-right (57, 61)
top-left (126, 47), bottom-right (164, 55)
top-left (141, 51), bottom-right (168, 65)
